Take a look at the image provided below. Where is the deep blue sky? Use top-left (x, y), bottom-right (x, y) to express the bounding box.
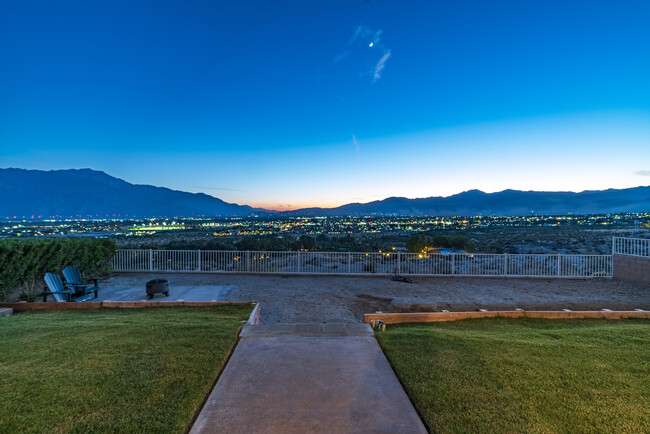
top-left (2, 0), bottom-right (649, 210)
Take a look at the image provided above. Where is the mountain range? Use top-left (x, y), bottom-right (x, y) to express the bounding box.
top-left (294, 187), bottom-right (650, 216)
top-left (0, 168), bottom-right (259, 218)
top-left (1, 168), bottom-right (649, 218)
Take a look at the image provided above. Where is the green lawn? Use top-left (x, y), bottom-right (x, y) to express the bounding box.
top-left (0, 305), bottom-right (252, 433)
top-left (376, 318), bottom-right (650, 433)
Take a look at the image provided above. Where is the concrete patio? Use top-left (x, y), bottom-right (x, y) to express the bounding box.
top-left (94, 275), bottom-right (234, 302)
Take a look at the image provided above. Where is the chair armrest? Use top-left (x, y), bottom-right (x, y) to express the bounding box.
top-left (64, 283), bottom-right (93, 289)
top-left (66, 283), bottom-right (100, 297)
top-left (85, 277), bottom-right (104, 287)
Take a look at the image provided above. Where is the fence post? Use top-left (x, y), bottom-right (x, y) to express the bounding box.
top-left (503, 253), bottom-right (508, 276)
top-left (397, 252), bottom-right (401, 275)
top-left (611, 236), bottom-right (615, 255)
top-left (197, 250), bottom-right (201, 272)
top-left (297, 251), bottom-right (301, 273)
top-left (246, 251), bottom-right (251, 272)
top-left (149, 249), bottom-right (153, 272)
top-left (557, 254), bottom-right (561, 277)
top-left (348, 252), bottom-right (351, 275)
top-left (451, 254), bottom-right (455, 276)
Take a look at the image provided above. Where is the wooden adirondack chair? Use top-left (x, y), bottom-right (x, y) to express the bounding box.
top-left (43, 273), bottom-right (97, 302)
top-left (42, 273), bottom-right (74, 302)
top-left (62, 266), bottom-right (101, 299)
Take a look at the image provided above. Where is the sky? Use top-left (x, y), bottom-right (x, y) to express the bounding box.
top-left (1, 0), bottom-right (649, 211)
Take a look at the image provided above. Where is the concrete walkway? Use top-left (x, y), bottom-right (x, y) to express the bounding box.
top-left (191, 324), bottom-right (427, 433)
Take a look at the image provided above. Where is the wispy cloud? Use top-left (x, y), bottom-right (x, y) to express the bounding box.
top-left (333, 51), bottom-right (350, 63)
top-left (352, 133), bottom-right (360, 152)
top-left (372, 50), bottom-right (391, 83)
top-left (336, 25), bottom-right (392, 83)
top-left (348, 26), bottom-right (382, 47)
top-left (636, 170), bottom-right (650, 176)
top-left (347, 26), bottom-right (363, 45)
top-left (369, 30), bottom-right (382, 47)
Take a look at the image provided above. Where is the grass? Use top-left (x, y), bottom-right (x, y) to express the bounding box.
top-left (376, 318), bottom-right (650, 433)
top-left (0, 305), bottom-right (252, 433)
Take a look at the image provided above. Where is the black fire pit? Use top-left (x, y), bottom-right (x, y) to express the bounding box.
top-left (146, 279), bottom-right (169, 299)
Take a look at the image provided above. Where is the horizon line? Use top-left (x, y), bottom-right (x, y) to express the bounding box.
top-left (243, 184), bottom-right (650, 211)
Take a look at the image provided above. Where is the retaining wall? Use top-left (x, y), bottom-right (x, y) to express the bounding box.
top-left (613, 254), bottom-right (650, 286)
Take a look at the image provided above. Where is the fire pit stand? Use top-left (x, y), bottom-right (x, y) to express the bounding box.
top-left (146, 279), bottom-right (169, 299)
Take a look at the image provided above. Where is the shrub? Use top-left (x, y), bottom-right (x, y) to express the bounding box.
top-left (0, 238), bottom-right (116, 301)
top-left (406, 233), bottom-right (476, 253)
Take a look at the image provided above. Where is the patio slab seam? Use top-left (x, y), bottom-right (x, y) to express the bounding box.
top-left (239, 323), bottom-right (374, 338)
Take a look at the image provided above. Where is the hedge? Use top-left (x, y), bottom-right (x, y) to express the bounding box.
top-left (0, 238), bottom-right (117, 301)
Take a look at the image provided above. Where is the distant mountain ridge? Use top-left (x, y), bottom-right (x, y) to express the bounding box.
top-left (0, 168), bottom-right (648, 218)
top-left (291, 187), bottom-right (650, 216)
top-left (0, 168), bottom-right (259, 218)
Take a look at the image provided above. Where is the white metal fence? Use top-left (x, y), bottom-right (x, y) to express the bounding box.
top-left (612, 237), bottom-right (650, 257)
top-left (113, 249), bottom-right (612, 278)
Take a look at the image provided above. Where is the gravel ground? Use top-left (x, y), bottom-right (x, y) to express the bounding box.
top-left (105, 273), bottom-right (649, 324)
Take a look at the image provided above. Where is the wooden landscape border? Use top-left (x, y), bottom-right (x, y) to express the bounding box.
top-left (364, 310), bottom-right (650, 325)
top-left (0, 301), bottom-right (253, 313)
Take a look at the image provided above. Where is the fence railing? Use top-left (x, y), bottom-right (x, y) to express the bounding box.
top-left (612, 237), bottom-right (650, 257)
top-left (112, 250), bottom-right (613, 278)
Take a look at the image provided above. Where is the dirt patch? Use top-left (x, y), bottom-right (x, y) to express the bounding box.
top-left (388, 302), bottom-right (444, 313)
top-left (351, 294), bottom-right (394, 318)
top-left (104, 273), bottom-right (649, 324)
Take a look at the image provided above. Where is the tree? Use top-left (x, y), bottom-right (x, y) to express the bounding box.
top-left (406, 233), bottom-right (431, 253)
top-left (299, 235), bottom-right (317, 251)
